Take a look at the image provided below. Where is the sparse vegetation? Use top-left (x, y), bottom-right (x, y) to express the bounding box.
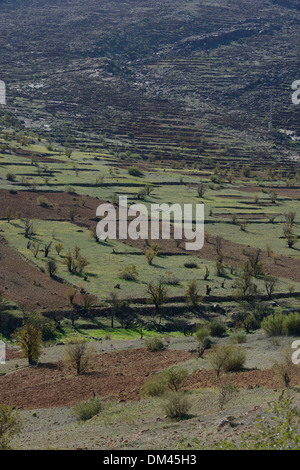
top-left (64, 339), bottom-right (93, 375)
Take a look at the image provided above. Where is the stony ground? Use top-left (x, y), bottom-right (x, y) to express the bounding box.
top-left (2, 332), bottom-right (300, 449)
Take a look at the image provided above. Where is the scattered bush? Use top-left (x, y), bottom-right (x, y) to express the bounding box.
top-left (273, 347), bottom-right (296, 388)
top-left (46, 259), bottom-right (58, 278)
top-left (208, 321), bottom-right (227, 337)
top-left (13, 324), bottom-right (42, 365)
top-left (164, 367), bottom-right (188, 392)
top-left (144, 244), bottom-right (159, 265)
top-left (30, 241), bottom-right (40, 258)
top-left (63, 247), bottom-right (89, 275)
top-left (162, 392), bottom-right (191, 419)
top-left (37, 196), bottom-right (52, 208)
top-left (6, 172), bottom-right (16, 182)
top-left (128, 167), bottom-right (144, 177)
top-left (144, 337), bottom-right (165, 352)
top-left (195, 327), bottom-right (212, 357)
top-left (5, 207), bottom-right (13, 223)
top-left (27, 313), bottom-right (57, 341)
top-left (230, 331), bottom-right (247, 344)
top-left (186, 280), bottom-right (201, 309)
top-left (284, 313), bottom-right (300, 336)
top-left (73, 397), bottom-right (103, 421)
top-left (184, 262), bottom-right (198, 269)
top-left (0, 405), bottom-right (22, 450)
top-left (64, 339), bottom-right (93, 375)
top-left (142, 377), bottom-right (167, 397)
top-left (160, 272), bottom-right (179, 286)
top-left (55, 243), bottom-right (64, 256)
top-left (218, 382), bottom-right (239, 411)
top-left (262, 313), bottom-right (285, 337)
top-left (209, 344), bottom-right (246, 377)
top-left (119, 265), bottom-right (138, 281)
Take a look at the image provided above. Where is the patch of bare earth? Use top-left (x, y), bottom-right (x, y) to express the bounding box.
top-left (186, 366), bottom-right (300, 390)
top-left (0, 349), bottom-right (192, 409)
top-left (237, 185), bottom-right (300, 199)
top-left (0, 236), bottom-right (69, 311)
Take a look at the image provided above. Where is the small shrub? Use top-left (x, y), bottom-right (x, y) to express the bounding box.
top-left (46, 259), bottom-right (58, 278)
top-left (218, 382), bottom-right (240, 411)
top-left (184, 262), bottom-right (198, 269)
top-left (209, 344), bottom-right (246, 377)
top-left (37, 196), bottom-right (52, 208)
top-left (55, 243), bottom-right (64, 256)
top-left (0, 405), bottom-right (22, 450)
top-left (230, 331), bottom-right (247, 344)
top-left (73, 397), bottom-right (103, 421)
top-left (6, 172), bottom-right (16, 182)
top-left (119, 265), bottom-right (138, 281)
top-left (145, 337), bottom-right (165, 352)
top-left (164, 367), bottom-right (188, 392)
top-left (128, 167), bottom-right (144, 177)
top-left (142, 377), bottom-right (167, 397)
top-left (195, 327), bottom-right (212, 357)
top-left (64, 185), bottom-right (75, 194)
top-left (209, 321), bottom-right (227, 337)
top-left (160, 272), bottom-right (180, 286)
top-left (162, 392), bottom-right (191, 419)
top-left (186, 279), bottom-right (201, 308)
top-left (262, 313), bottom-right (285, 337)
top-left (5, 207), bottom-right (13, 223)
top-left (64, 339), bottom-right (93, 375)
top-left (144, 244), bottom-right (159, 265)
top-left (273, 347), bottom-right (296, 388)
top-left (284, 313), bottom-right (300, 336)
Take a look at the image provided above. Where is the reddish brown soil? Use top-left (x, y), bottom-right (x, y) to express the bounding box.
top-left (14, 148), bottom-right (62, 163)
top-left (6, 347), bottom-right (22, 361)
top-left (0, 189), bottom-right (100, 225)
top-left (237, 185), bottom-right (300, 199)
top-left (0, 236), bottom-right (69, 311)
top-left (214, 212), bottom-right (277, 220)
top-left (185, 366), bottom-right (300, 390)
top-left (0, 349), bottom-right (192, 409)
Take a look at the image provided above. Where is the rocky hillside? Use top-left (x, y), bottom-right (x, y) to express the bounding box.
top-left (0, 0), bottom-right (299, 161)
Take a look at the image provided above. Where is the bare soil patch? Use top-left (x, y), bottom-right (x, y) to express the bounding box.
top-left (186, 366), bottom-right (300, 390)
top-left (214, 212), bottom-right (276, 220)
top-left (6, 347), bottom-right (22, 361)
top-left (0, 189), bottom-right (101, 226)
top-left (0, 236), bottom-right (69, 311)
top-left (237, 185), bottom-right (300, 200)
top-left (14, 148), bottom-right (62, 163)
top-left (0, 348), bottom-right (192, 409)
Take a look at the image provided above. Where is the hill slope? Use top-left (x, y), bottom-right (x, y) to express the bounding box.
top-left (0, 0), bottom-right (299, 162)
